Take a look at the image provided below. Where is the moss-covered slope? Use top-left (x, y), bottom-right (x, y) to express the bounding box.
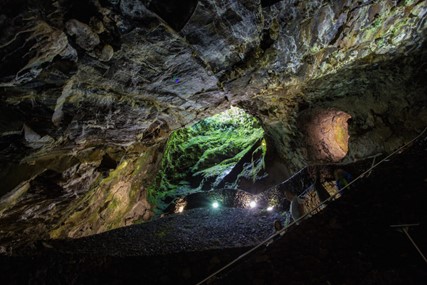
top-left (149, 107), bottom-right (265, 210)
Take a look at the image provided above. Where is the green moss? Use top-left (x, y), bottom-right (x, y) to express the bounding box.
top-left (108, 198), bottom-right (119, 210)
top-left (389, 18), bottom-right (408, 37)
top-left (149, 107), bottom-right (265, 208)
top-left (372, 17), bottom-right (382, 29)
top-left (309, 44), bottom-right (321, 55)
top-left (50, 147), bottom-right (160, 238)
top-left (363, 18), bottom-right (382, 39)
top-left (250, 139), bottom-right (267, 182)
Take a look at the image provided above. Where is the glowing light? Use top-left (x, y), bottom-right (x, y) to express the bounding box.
top-left (212, 201), bottom-right (219, 209)
top-left (267, 206), bottom-right (274, 211)
top-left (249, 201), bottom-right (257, 208)
top-left (174, 199), bottom-right (187, 213)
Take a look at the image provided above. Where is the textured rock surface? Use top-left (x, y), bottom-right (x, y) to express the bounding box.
top-left (0, 0), bottom-right (426, 245)
top-left (298, 108), bottom-right (352, 162)
top-left (0, 134), bottom-right (425, 285)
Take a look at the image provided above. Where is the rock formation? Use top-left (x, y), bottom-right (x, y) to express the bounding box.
top-left (0, 0), bottom-right (426, 247)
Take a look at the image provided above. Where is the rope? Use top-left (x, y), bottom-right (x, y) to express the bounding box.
top-left (366, 155), bottom-right (377, 177)
top-left (401, 228), bottom-right (427, 265)
top-left (390, 224), bottom-right (427, 265)
top-left (195, 127), bottom-right (427, 285)
top-left (298, 183), bottom-right (315, 198)
top-left (277, 166), bottom-right (307, 188)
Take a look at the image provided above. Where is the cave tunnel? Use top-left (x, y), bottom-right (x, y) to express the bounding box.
top-left (151, 106), bottom-right (269, 212)
top-left (0, 0), bottom-right (427, 284)
top-left (154, 106), bottom-right (303, 215)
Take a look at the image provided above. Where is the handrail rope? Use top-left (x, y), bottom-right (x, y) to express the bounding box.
top-left (268, 152), bottom-right (384, 195)
top-left (195, 126), bottom-right (427, 285)
top-left (311, 152), bottom-right (384, 168)
top-left (298, 183), bottom-right (315, 198)
top-left (366, 154), bottom-right (378, 177)
top-left (277, 166), bottom-right (308, 187)
top-left (224, 167), bottom-right (308, 196)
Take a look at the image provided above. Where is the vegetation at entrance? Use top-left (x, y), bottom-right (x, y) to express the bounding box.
top-left (148, 107), bottom-right (265, 209)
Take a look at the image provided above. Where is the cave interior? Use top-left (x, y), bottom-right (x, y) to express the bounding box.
top-left (0, 0), bottom-right (426, 284)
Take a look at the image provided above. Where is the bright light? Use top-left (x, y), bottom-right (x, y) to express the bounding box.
top-left (174, 199), bottom-right (187, 213)
top-left (267, 206), bottom-right (273, 211)
top-left (212, 201), bottom-right (219, 209)
top-left (249, 201), bottom-right (257, 208)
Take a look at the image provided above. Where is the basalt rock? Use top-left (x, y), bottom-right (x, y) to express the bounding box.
top-left (0, 0), bottom-right (426, 247)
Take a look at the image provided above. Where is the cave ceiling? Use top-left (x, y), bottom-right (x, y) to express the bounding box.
top-left (0, 0), bottom-right (426, 244)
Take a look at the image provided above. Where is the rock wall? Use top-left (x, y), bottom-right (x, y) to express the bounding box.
top-left (0, 0), bottom-right (426, 244)
top-left (234, 0), bottom-right (427, 169)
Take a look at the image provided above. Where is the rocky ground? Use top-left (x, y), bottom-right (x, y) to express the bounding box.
top-left (0, 134), bottom-right (426, 284)
top-left (33, 207), bottom-right (283, 256)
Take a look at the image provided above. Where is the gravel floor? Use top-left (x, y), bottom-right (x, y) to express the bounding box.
top-left (45, 207), bottom-right (282, 256)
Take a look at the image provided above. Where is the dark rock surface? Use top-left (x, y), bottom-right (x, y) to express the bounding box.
top-left (216, 136), bottom-right (427, 285)
top-left (0, 0), bottom-right (426, 248)
top-left (0, 132), bottom-right (425, 285)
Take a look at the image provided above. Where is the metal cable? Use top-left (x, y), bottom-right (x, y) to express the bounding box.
top-left (195, 126), bottom-right (427, 285)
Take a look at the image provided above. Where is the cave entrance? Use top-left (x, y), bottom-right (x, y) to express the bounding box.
top-left (150, 106), bottom-right (266, 210)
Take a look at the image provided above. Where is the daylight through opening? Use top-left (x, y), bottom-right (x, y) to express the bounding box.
top-left (148, 106), bottom-right (266, 212)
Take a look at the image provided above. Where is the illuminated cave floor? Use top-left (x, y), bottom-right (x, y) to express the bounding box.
top-left (42, 207), bottom-right (282, 256)
top-left (0, 136), bottom-right (426, 284)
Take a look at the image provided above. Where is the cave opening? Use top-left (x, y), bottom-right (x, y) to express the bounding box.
top-left (0, 0), bottom-right (426, 282)
top-left (148, 106), bottom-right (267, 212)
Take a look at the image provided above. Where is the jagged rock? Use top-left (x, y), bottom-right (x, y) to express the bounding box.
top-left (0, 0), bottom-right (426, 248)
top-left (120, 0), bottom-right (155, 19)
top-left (23, 124), bottom-right (55, 149)
top-left (181, 0), bottom-right (263, 72)
top-left (89, 17), bottom-right (106, 34)
top-left (0, 20), bottom-right (76, 86)
top-left (65, 19), bottom-right (101, 51)
top-left (98, 44), bottom-right (114, 61)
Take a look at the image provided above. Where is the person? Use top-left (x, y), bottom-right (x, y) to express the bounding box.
top-left (334, 168), bottom-right (353, 192)
top-left (265, 219), bottom-right (285, 247)
top-left (284, 188), bottom-right (305, 224)
top-left (273, 219), bottom-right (284, 232)
top-left (313, 168), bottom-right (331, 203)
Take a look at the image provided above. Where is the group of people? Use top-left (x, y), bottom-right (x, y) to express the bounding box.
top-left (272, 167), bottom-right (352, 235)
